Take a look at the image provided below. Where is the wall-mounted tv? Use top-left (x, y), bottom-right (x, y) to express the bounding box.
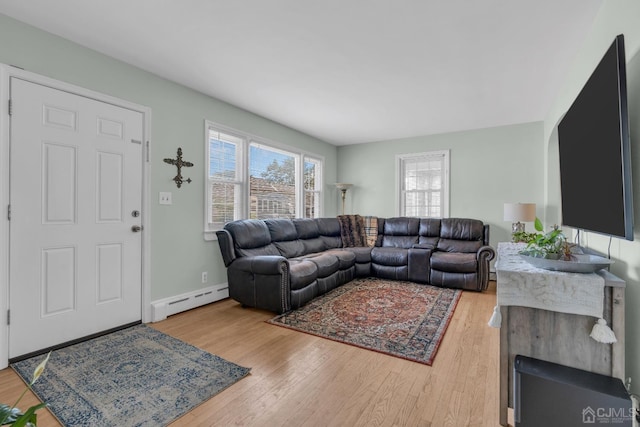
top-left (557, 34), bottom-right (633, 241)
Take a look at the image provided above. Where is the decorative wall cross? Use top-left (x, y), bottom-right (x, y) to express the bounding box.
top-left (163, 147), bottom-right (194, 188)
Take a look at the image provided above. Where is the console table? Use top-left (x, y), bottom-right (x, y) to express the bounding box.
top-left (495, 242), bottom-right (625, 426)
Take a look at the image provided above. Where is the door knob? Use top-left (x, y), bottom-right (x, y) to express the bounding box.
top-left (131, 225), bottom-right (143, 232)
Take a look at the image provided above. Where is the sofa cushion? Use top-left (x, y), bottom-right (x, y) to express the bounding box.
top-left (436, 239), bottom-right (482, 253)
top-left (323, 249), bottom-right (357, 269)
top-left (413, 243), bottom-right (436, 250)
top-left (274, 240), bottom-right (305, 258)
top-left (301, 237), bottom-right (326, 254)
top-left (383, 217), bottom-right (420, 236)
top-left (316, 218), bottom-right (341, 236)
top-left (226, 219), bottom-right (272, 249)
top-left (317, 218), bottom-right (342, 249)
top-left (302, 253), bottom-right (340, 277)
top-left (371, 264), bottom-right (408, 281)
top-left (371, 247), bottom-right (409, 266)
top-left (265, 218), bottom-right (298, 242)
top-left (430, 252), bottom-right (477, 273)
top-left (236, 244), bottom-right (281, 257)
top-left (440, 218), bottom-right (484, 241)
top-left (382, 235), bottom-right (419, 248)
top-left (321, 236), bottom-right (343, 249)
top-left (288, 259), bottom-right (318, 290)
top-left (430, 270), bottom-right (478, 290)
top-left (342, 246), bottom-right (372, 263)
top-left (419, 218), bottom-right (441, 237)
top-left (293, 218), bottom-right (320, 239)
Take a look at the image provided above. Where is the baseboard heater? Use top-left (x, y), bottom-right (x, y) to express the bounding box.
top-left (151, 283), bottom-right (229, 322)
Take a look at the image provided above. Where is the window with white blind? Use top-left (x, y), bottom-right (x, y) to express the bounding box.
top-left (303, 157), bottom-right (322, 219)
top-left (205, 121), bottom-right (324, 238)
top-left (397, 150), bottom-right (450, 218)
top-left (207, 129), bottom-right (244, 231)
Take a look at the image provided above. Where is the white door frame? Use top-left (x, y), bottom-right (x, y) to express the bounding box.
top-left (0, 64), bottom-right (152, 369)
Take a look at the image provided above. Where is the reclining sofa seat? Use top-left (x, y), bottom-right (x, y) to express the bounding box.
top-left (216, 217), bottom-right (356, 313)
top-left (370, 217), bottom-right (493, 291)
top-left (430, 218), bottom-right (492, 290)
top-left (217, 216), bottom-right (495, 314)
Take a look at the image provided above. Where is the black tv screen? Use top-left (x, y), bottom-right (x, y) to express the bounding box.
top-left (558, 34), bottom-right (633, 241)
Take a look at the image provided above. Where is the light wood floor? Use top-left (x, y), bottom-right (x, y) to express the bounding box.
top-left (0, 281), bottom-right (502, 426)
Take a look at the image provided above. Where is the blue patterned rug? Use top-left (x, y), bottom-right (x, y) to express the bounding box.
top-left (11, 324), bottom-right (250, 426)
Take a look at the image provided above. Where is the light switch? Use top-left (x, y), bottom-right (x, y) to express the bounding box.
top-left (159, 192), bottom-right (172, 205)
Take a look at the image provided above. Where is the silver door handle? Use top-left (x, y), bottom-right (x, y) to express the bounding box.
top-left (131, 225), bottom-right (143, 232)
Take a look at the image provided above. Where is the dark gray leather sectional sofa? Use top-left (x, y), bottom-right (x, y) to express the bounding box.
top-left (216, 217), bottom-right (495, 314)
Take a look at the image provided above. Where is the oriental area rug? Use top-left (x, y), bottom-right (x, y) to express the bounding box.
top-left (268, 277), bottom-right (462, 365)
top-left (11, 324), bottom-right (250, 427)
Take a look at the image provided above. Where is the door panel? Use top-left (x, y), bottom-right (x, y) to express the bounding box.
top-left (9, 78), bottom-right (143, 358)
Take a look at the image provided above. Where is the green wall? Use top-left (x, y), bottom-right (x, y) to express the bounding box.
top-left (0, 13), bottom-right (339, 300)
top-left (336, 122), bottom-right (545, 247)
top-left (543, 1), bottom-right (640, 392)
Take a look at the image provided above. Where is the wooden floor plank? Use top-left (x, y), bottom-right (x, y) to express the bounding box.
top-left (0, 281), bottom-right (501, 426)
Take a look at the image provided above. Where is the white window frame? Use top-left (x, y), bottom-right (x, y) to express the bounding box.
top-left (396, 150), bottom-right (450, 218)
top-left (204, 120), bottom-right (324, 240)
top-left (303, 156), bottom-right (323, 219)
top-left (205, 126), bottom-right (246, 234)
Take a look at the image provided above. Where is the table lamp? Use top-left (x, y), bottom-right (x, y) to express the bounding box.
top-left (503, 202), bottom-right (536, 234)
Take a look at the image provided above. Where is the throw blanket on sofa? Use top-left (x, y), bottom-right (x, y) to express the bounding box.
top-left (338, 215), bottom-right (367, 247)
top-left (363, 216), bottom-right (378, 247)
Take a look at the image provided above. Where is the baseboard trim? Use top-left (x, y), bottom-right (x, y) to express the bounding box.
top-left (151, 283), bottom-right (229, 322)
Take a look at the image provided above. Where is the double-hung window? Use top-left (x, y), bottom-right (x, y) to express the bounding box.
top-left (397, 150), bottom-right (450, 218)
top-left (207, 129), bottom-right (244, 231)
top-left (205, 121), bottom-right (324, 238)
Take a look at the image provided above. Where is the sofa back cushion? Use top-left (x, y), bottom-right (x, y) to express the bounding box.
top-left (379, 217), bottom-right (419, 248)
top-left (418, 218), bottom-right (441, 248)
top-left (225, 220), bottom-right (281, 257)
top-left (265, 219), bottom-right (305, 258)
top-left (293, 218), bottom-right (327, 254)
top-left (436, 218), bottom-right (485, 253)
top-left (316, 218), bottom-right (342, 249)
top-left (293, 218), bottom-right (320, 239)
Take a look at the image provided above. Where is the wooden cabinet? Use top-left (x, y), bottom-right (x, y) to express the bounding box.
top-left (496, 244), bottom-right (625, 426)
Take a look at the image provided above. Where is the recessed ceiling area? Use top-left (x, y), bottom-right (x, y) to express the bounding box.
top-left (0, 1), bottom-right (603, 145)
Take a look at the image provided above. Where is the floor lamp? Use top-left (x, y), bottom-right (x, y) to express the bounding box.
top-left (335, 183), bottom-right (353, 215)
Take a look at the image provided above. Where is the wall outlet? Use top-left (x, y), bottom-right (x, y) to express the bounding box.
top-left (159, 192), bottom-right (172, 205)
top-left (201, 272), bottom-right (208, 283)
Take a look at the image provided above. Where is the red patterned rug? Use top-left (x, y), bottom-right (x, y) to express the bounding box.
top-left (267, 277), bottom-right (461, 365)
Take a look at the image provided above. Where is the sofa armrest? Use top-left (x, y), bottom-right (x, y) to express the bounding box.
top-left (476, 245), bottom-right (496, 262)
top-left (476, 245), bottom-right (496, 291)
top-left (229, 255), bottom-right (288, 275)
top-left (227, 255), bottom-right (291, 314)
top-left (216, 229), bottom-right (236, 267)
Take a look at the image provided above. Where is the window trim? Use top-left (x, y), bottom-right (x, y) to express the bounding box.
top-left (205, 125), bottom-right (246, 235)
top-left (395, 150), bottom-right (450, 218)
top-left (204, 120), bottom-right (324, 240)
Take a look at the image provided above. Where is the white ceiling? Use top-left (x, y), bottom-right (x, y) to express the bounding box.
top-left (0, 1), bottom-right (603, 145)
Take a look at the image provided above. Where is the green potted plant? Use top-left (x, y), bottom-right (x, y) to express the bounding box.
top-left (518, 218), bottom-right (576, 261)
top-left (0, 353), bottom-right (50, 426)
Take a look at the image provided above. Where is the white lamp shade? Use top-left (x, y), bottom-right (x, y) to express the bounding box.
top-left (503, 203), bottom-right (536, 222)
top-left (335, 183), bottom-right (353, 191)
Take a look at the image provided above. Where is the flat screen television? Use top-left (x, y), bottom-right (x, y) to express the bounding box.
top-left (557, 34), bottom-right (633, 241)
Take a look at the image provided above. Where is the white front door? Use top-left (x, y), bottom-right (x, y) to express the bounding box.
top-left (9, 77), bottom-right (144, 358)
